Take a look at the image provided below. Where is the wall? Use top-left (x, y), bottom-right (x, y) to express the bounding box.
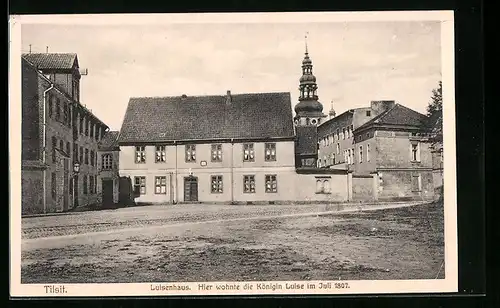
top-left (21, 169), bottom-right (44, 215)
top-left (352, 175), bottom-right (375, 201)
top-left (317, 112), bottom-right (355, 167)
top-left (376, 131), bottom-right (433, 169)
top-left (96, 150), bottom-right (120, 204)
top-left (378, 170), bottom-right (434, 201)
top-left (21, 59), bottom-right (41, 161)
top-left (353, 128), bottom-right (377, 175)
top-left (119, 141), bottom-right (350, 203)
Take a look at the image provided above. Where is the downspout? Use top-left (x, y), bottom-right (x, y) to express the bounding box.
top-left (230, 138), bottom-right (234, 204)
top-left (174, 141), bottom-right (178, 204)
top-left (42, 83), bottom-right (55, 214)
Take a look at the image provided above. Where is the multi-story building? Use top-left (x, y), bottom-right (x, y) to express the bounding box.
top-left (97, 131), bottom-right (121, 207)
top-left (317, 101), bottom-right (396, 169)
top-left (352, 103), bottom-right (435, 200)
top-left (21, 53), bottom-right (109, 214)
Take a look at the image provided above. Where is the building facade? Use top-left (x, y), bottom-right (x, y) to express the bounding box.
top-left (21, 53), bottom-right (109, 214)
top-left (97, 131), bottom-right (121, 206)
top-left (117, 91), bottom-right (351, 204)
top-left (352, 103), bottom-right (435, 201)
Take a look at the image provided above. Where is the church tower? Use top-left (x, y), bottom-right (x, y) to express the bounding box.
top-left (294, 35), bottom-right (326, 168)
top-left (293, 38), bottom-right (326, 127)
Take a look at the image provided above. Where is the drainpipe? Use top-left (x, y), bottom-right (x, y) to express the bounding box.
top-left (230, 138), bottom-right (234, 204)
top-left (42, 83), bottom-right (55, 213)
top-left (174, 141), bottom-right (178, 204)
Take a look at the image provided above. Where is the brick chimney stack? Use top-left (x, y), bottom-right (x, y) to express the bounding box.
top-left (226, 90), bottom-right (232, 105)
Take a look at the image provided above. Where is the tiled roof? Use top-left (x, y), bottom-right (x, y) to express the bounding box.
top-left (22, 53), bottom-right (78, 70)
top-left (99, 131), bottom-right (120, 151)
top-left (295, 126), bottom-right (318, 155)
top-left (118, 92), bottom-right (295, 143)
top-left (355, 104), bottom-right (429, 131)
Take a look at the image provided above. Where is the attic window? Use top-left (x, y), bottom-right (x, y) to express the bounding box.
top-left (366, 111), bottom-right (371, 116)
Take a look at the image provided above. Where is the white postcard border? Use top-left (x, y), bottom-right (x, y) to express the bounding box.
top-left (9, 11), bottom-right (457, 297)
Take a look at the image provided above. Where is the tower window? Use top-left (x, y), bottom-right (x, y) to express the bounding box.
top-left (366, 110), bottom-right (371, 116)
top-left (311, 119), bottom-right (317, 125)
top-left (306, 118), bottom-right (310, 125)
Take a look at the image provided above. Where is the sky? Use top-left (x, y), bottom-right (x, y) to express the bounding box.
top-left (21, 20), bottom-right (442, 131)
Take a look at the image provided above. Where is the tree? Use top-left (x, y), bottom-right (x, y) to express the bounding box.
top-left (426, 80), bottom-right (442, 117)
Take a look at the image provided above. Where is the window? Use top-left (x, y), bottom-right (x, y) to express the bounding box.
top-left (83, 175), bottom-right (88, 195)
top-left (346, 127), bottom-right (350, 139)
top-left (366, 132), bottom-right (370, 139)
top-left (342, 128), bottom-right (346, 140)
top-left (243, 143), bottom-right (255, 162)
top-left (89, 175), bottom-right (94, 194)
top-left (316, 178), bottom-right (331, 194)
top-left (352, 148), bottom-right (355, 164)
top-left (155, 176), bottom-right (167, 194)
top-left (347, 149), bottom-right (351, 164)
top-left (83, 148), bottom-right (88, 164)
top-left (411, 142), bottom-right (421, 162)
top-left (102, 153), bottom-right (113, 170)
top-left (265, 175), bottom-right (277, 193)
top-left (336, 143), bottom-right (340, 155)
top-left (367, 144), bottom-right (371, 162)
top-left (366, 110), bottom-right (371, 117)
top-left (90, 123), bottom-right (94, 139)
top-left (59, 140), bottom-right (64, 152)
top-left (90, 150), bottom-right (95, 166)
top-left (79, 146), bottom-right (83, 163)
top-left (306, 118), bottom-right (310, 125)
top-left (265, 143), bottom-right (276, 161)
top-left (350, 125), bottom-right (354, 138)
top-left (63, 102), bottom-right (68, 124)
top-left (211, 144), bottom-right (222, 162)
top-left (411, 174), bottom-right (422, 192)
top-left (211, 175), bottom-right (223, 193)
top-left (243, 175), bottom-right (256, 193)
top-left (73, 143), bottom-right (78, 161)
top-left (51, 137), bottom-right (57, 162)
top-left (51, 172), bottom-right (56, 199)
top-left (134, 176), bottom-right (146, 195)
top-left (135, 146), bottom-right (146, 163)
top-left (85, 119), bottom-right (89, 136)
top-left (336, 129), bottom-right (340, 140)
top-left (80, 116), bottom-right (84, 135)
top-left (55, 98), bottom-right (61, 121)
top-left (359, 145), bottom-right (363, 163)
top-left (66, 142), bottom-right (70, 157)
top-left (155, 145), bottom-right (166, 163)
top-left (185, 144), bottom-right (196, 162)
top-left (48, 95), bottom-right (53, 118)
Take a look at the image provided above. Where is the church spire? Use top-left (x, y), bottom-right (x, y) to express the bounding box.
top-left (329, 100), bottom-right (336, 119)
top-left (294, 33), bottom-right (325, 126)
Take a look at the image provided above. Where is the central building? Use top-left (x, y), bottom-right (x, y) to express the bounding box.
top-left (118, 91), bottom-right (302, 204)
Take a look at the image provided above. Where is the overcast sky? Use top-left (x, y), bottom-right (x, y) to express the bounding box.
top-left (21, 20), bottom-right (441, 131)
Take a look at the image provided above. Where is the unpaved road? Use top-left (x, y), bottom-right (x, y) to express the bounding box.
top-left (21, 201), bottom-right (444, 283)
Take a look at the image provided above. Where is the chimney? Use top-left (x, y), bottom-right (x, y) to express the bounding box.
top-left (226, 90), bottom-right (232, 105)
top-left (370, 100), bottom-right (396, 116)
top-left (46, 46), bottom-right (49, 53)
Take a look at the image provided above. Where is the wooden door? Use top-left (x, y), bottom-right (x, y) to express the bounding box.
top-left (184, 176), bottom-right (198, 202)
top-left (102, 179), bottom-right (114, 205)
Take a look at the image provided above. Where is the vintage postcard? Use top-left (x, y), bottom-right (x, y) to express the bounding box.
top-left (9, 11), bottom-right (457, 297)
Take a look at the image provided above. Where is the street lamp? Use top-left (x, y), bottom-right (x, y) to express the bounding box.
top-left (73, 160), bottom-right (80, 208)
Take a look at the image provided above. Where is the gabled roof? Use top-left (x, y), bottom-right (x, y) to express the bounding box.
top-left (118, 92), bottom-right (295, 143)
top-left (99, 131), bottom-right (120, 151)
top-left (295, 126), bottom-right (318, 156)
top-left (22, 53), bottom-right (78, 70)
top-left (355, 104), bottom-right (429, 132)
